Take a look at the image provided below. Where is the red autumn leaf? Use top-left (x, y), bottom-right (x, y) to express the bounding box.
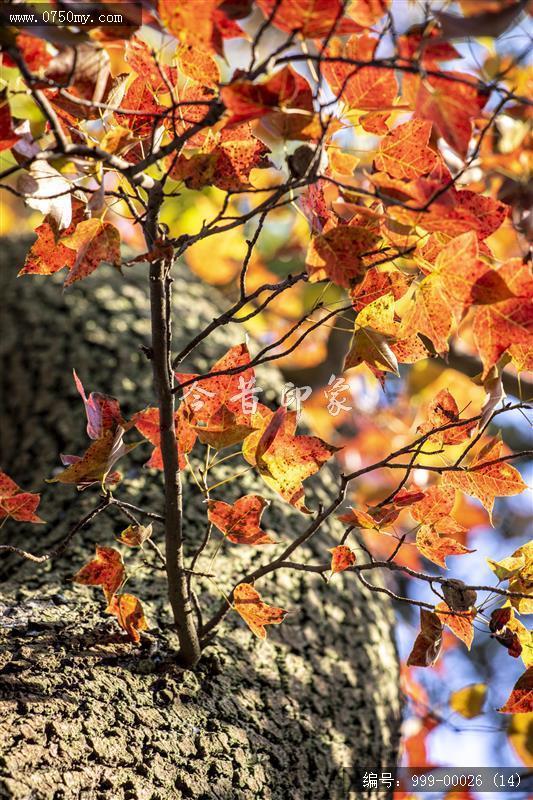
top-left (132, 406), bottom-right (197, 470)
top-left (413, 72), bottom-right (488, 158)
top-left (243, 407), bottom-right (337, 513)
top-left (392, 488), bottom-right (427, 507)
top-left (0, 470), bottom-right (45, 524)
top-left (401, 231), bottom-right (487, 354)
top-left (106, 593), bottom-right (148, 644)
top-left (159, 0), bottom-right (243, 54)
top-left (73, 545), bottom-right (125, 601)
top-left (221, 65), bottom-right (313, 125)
top-left (0, 93), bottom-right (19, 152)
top-left (407, 609), bottom-right (443, 667)
top-left (177, 44), bottom-right (220, 87)
top-left (348, 0), bottom-right (390, 27)
top-left (18, 200), bottom-right (86, 277)
top-left (233, 583), bottom-right (287, 638)
top-left (415, 524), bottom-right (474, 569)
top-left (436, 602), bottom-right (476, 649)
top-left (498, 668), bottom-right (533, 714)
top-left (207, 495), bottom-right (275, 545)
top-left (73, 370), bottom-right (123, 440)
top-left (124, 36), bottom-right (177, 93)
top-left (257, 0), bottom-right (362, 38)
top-left (330, 545), bottom-right (356, 574)
top-left (374, 120), bottom-right (438, 180)
top-left (443, 436), bottom-right (527, 523)
top-left (306, 223), bottom-right (382, 288)
top-left (177, 343), bottom-right (256, 432)
top-left (3, 33), bottom-right (52, 71)
top-left (472, 258), bottom-right (533, 378)
top-left (61, 218), bottom-right (121, 288)
top-left (417, 389), bottom-right (476, 445)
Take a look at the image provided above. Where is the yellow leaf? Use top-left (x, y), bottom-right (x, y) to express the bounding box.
top-left (450, 683), bottom-right (487, 719)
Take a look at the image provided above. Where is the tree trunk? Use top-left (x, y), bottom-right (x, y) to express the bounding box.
top-left (0, 238), bottom-right (401, 800)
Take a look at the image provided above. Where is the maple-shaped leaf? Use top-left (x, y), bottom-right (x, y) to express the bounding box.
top-left (407, 609), bottom-right (443, 667)
top-left (176, 343), bottom-right (259, 449)
top-left (350, 267), bottom-right (410, 312)
top-left (243, 407), bottom-right (337, 513)
top-left (73, 545), bottom-right (125, 601)
top-left (49, 428), bottom-right (136, 487)
top-left (221, 65), bottom-right (313, 125)
top-left (132, 406), bottom-right (197, 470)
top-left (487, 540), bottom-right (532, 615)
top-left (73, 370), bottom-right (123, 440)
top-left (472, 258), bottom-right (533, 378)
top-left (344, 292), bottom-right (399, 377)
top-left (330, 545), bottom-right (356, 574)
top-left (323, 34), bottom-right (398, 114)
top-left (416, 524), bottom-right (474, 569)
top-left (436, 602), bottom-right (476, 649)
top-left (116, 523), bottom-right (153, 548)
top-left (207, 495), bottom-right (275, 545)
top-left (345, 292), bottom-right (428, 382)
top-left (449, 684), bottom-right (487, 719)
top-left (306, 223), bottom-right (381, 288)
top-left (498, 668), bottom-right (533, 714)
top-left (18, 200), bottom-right (86, 277)
top-left (159, 0), bottom-right (244, 54)
top-left (233, 583), bottom-right (287, 638)
top-left (401, 231), bottom-right (487, 354)
top-left (412, 72), bottom-right (488, 158)
top-left (374, 120), bottom-right (438, 180)
top-left (417, 389), bottom-right (476, 445)
top-left (409, 484), bottom-right (456, 524)
top-left (348, 0), bottom-right (390, 27)
top-left (61, 218), bottom-right (121, 288)
top-left (337, 507), bottom-right (379, 529)
top-left (106, 593), bottom-right (148, 644)
top-left (0, 470), bottom-right (45, 524)
top-left (443, 437), bottom-right (527, 524)
top-left (257, 0), bottom-right (362, 38)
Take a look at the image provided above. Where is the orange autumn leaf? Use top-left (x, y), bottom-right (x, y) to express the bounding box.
top-left (73, 545), bottom-right (125, 601)
top-left (436, 602), bottom-right (476, 649)
top-left (243, 407), bottom-right (337, 513)
top-left (207, 495), bottom-right (275, 545)
top-left (0, 470), bottom-right (45, 524)
top-left (233, 583), bottom-right (287, 639)
top-left (407, 609), bottom-right (443, 667)
top-left (221, 65), bottom-right (313, 125)
top-left (344, 292), bottom-right (400, 377)
top-left (338, 507), bottom-right (379, 529)
top-left (348, 0), bottom-right (390, 27)
top-left (61, 218), bottom-right (121, 288)
top-left (498, 668), bottom-right (533, 714)
top-left (323, 34), bottom-right (398, 113)
top-left (443, 437), bottom-right (527, 523)
top-left (350, 267), bottom-right (410, 311)
top-left (415, 524), bottom-right (474, 569)
top-left (417, 389), bottom-right (476, 445)
top-left (18, 201), bottom-right (86, 276)
top-left (116, 523), bottom-right (153, 547)
top-left (472, 258), bottom-right (533, 378)
top-left (410, 484), bottom-right (456, 524)
top-left (49, 428), bottom-right (136, 487)
top-left (176, 43), bottom-right (220, 87)
top-left (374, 120), bottom-right (438, 180)
top-left (330, 545), bottom-right (356, 573)
top-left (401, 231), bottom-right (485, 354)
top-left (306, 224), bottom-right (381, 288)
top-left (106, 593), bottom-right (148, 644)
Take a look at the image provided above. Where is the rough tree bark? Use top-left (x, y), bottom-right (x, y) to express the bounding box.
top-left (0, 237), bottom-right (401, 800)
